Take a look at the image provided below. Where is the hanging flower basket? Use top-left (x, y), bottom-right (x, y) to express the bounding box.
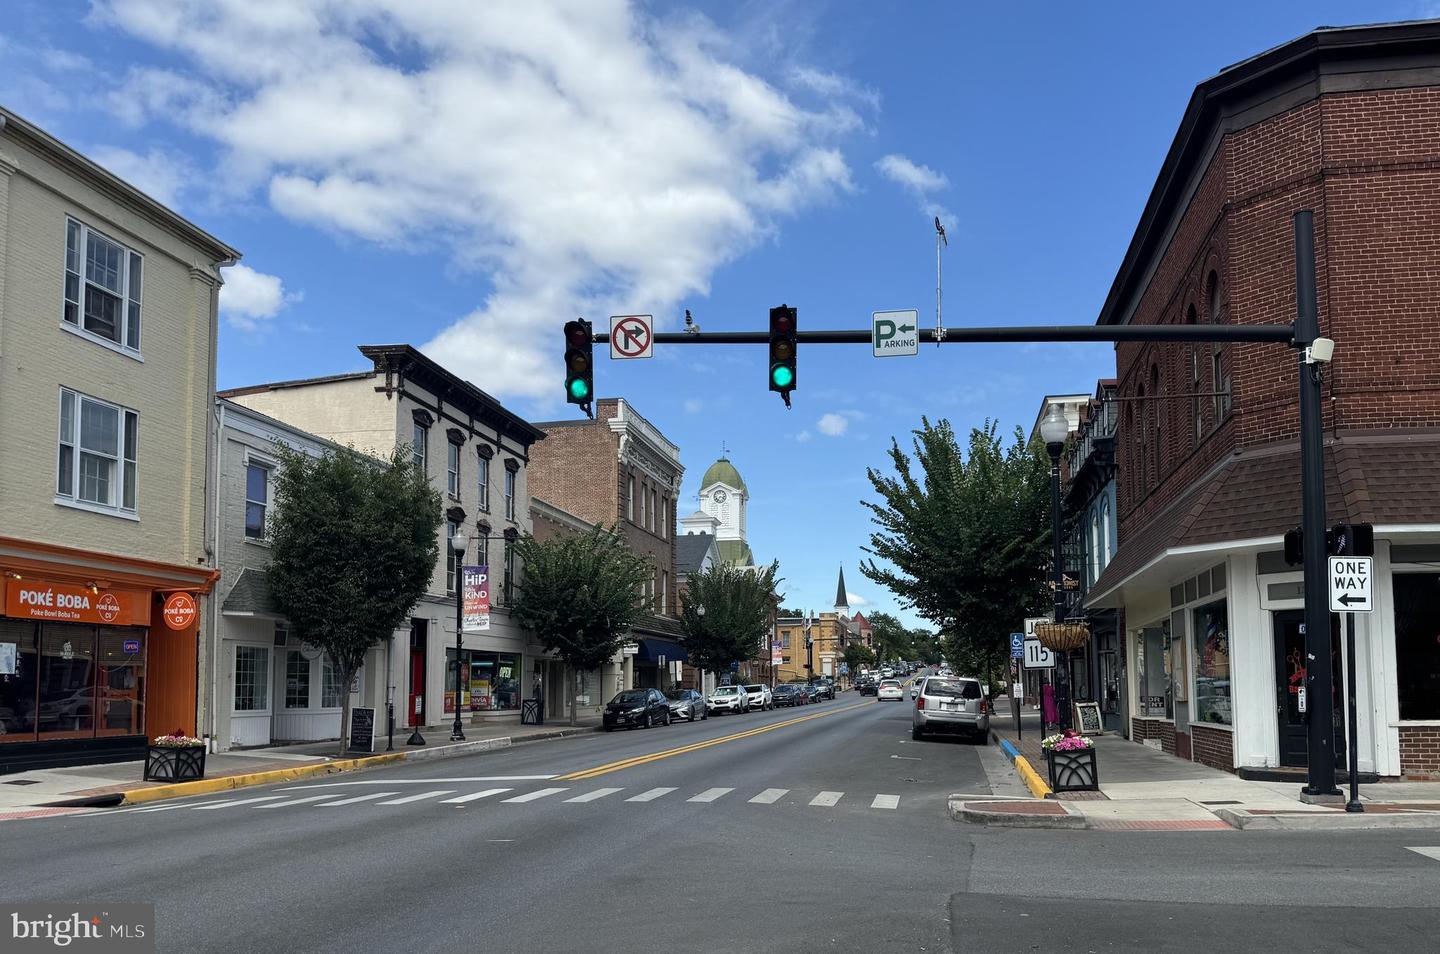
top-left (1033, 622), bottom-right (1091, 652)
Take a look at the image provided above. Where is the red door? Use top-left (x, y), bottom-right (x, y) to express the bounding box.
top-left (409, 621), bottom-right (427, 727)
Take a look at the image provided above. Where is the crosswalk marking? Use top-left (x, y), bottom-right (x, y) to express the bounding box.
top-left (441, 789), bottom-right (511, 804)
top-left (565, 788), bottom-right (623, 803)
top-left (809, 791), bottom-right (843, 807)
top-left (871, 794), bottom-right (900, 810)
top-left (626, 787), bottom-right (676, 802)
top-left (376, 790), bottom-right (455, 806)
top-left (128, 803), bottom-right (192, 813)
top-left (688, 787), bottom-right (733, 803)
top-left (258, 794), bottom-right (348, 809)
top-left (318, 792), bottom-right (398, 807)
top-left (749, 788), bottom-right (789, 804)
top-left (501, 787), bottom-right (568, 804)
top-left (192, 796), bottom-right (288, 810)
top-left (1406, 847), bottom-right (1440, 862)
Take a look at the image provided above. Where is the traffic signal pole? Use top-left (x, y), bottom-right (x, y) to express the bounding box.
top-left (592, 324), bottom-right (1294, 346)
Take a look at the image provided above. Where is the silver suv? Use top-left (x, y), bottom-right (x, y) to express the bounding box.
top-left (911, 676), bottom-right (988, 742)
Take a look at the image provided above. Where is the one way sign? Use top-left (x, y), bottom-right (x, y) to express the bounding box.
top-left (1328, 556), bottom-right (1373, 613)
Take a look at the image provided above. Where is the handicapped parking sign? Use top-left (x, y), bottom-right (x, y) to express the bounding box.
top-left (1010, 632), bottom-right (1025, 659)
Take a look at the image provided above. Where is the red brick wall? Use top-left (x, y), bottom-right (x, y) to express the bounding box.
top-left (1113, 86), bottom-right (1440, 543)
top-left (1131, 717), bottom-right (1177, 755)
top-left (1399, 725), bottom-right (1440, 778)
top-left (1190, 723), bottom-right (1234, 771)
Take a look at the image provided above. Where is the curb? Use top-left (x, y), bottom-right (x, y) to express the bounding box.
top-left (106, 726), bottom-right (599, 807)
top-left (993, 733), bottom-right (1052, 799)
top-left (948, 797), bottom-right (1085, 829)
top-left (1217, 807), bottom-right (1440, 831)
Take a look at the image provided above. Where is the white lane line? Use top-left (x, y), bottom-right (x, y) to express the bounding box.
top-left (565, 788), bottom-right (623, 803)
top-left (277, 775), bottom-right (556, 791)
top-left (97, 803), bottom-right (191, 815)
top-left (809, 791), bottom-right (844, 807)
top-left (317, 792), bottom-right (398, 807)
top-left (1406, 847), bottom-right (1440, 862)
top-left (871, 794), bottom-right (900, 810)
top-left (258, 795), bottom-right (347, 809)
top-left (192, 796), bottom-right (289, 810)
top-left (626, 787), bottom-right (676, 803)
top-left (501, 787), bottom-right (568, 804)
top-left (687, 787), bottom-right (733, 803)
top-left (376, 790), bottom-right (456, 806)
top-left (440, 788), bottom-right (511, 804)
top-left (749, 788), bottom-right (789, 804)
top-left (135, 800), bottom-right (238, 813)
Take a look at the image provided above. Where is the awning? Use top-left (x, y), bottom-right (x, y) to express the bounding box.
top-left (635, 638), bottom-right (687, 664)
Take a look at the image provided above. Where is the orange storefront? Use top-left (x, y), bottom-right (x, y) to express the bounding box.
top-left (0, 537), bottom-right (217, 774)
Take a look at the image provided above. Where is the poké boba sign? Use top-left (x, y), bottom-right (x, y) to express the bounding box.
top-left (4, 579), bottom-right (149, 626)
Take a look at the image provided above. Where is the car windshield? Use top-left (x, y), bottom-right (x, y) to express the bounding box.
top-left (612, 691), bottom-right (649, 704)
top-left (663, 690), bottom-right (689, 701)
top-left (713, 687), bottom-right (739, 695)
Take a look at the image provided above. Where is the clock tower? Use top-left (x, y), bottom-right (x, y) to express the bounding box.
top-left (680, 455), bottom-right (754, 566)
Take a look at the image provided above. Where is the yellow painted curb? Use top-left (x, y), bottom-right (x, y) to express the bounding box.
top-left (1014, 755), bottom-right (1052, 799)
top-left (119, 752), bottom-right (408, 805)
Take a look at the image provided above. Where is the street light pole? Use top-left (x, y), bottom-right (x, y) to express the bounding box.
top-left (1040, 402), bottom-right (1071, 731)
top-left (451, 530), bottom-right (469, 743)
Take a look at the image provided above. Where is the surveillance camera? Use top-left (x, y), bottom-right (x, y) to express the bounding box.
top-left (1307, 337), bottom-right (1335, 364)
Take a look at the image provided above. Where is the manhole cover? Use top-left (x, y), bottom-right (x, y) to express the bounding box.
top-left (2, 779), bottom-right (42, 786)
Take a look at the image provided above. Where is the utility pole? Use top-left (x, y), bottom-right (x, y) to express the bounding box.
top-left (934, 216), bottom-right (947, 347)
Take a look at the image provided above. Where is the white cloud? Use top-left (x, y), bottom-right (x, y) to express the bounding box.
top-left (683, 398), bottom-right (704, 413)
top-left (96, 0), bottom-right (864, 399)
top-left (817, 412), bottom-right (849, 437)
top-left (845, 591), bottom-right (867, 607)
top-left (88, 145), bottom-right (194, 209)
top-left (220, 264), bottom-right (300, 332)
top-left (794, 430), bottom-right (812, 443)
top-left (875, 152), bottom-right (952, 223)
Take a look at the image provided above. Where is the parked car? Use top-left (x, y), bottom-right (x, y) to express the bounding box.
top-left (809, 679), bottom-right (835, 701)
top-left (912, 676), bottom-right (989, 742)
top-left (664, 688), bottom-right (707, 722)
top-left (858, 677), bottom-right (878, 697)
top-left (708, 685), bottom-right (750, 714)
top-left (877, 679), bottom-right (903, 701)
top-left (772, 684), bottom-right (806, 707)
top-left (603, 688), bottom-right (672, 731)
top-left (800, 683), bottom-right (824, 704)
top-left (880, 666), bottom-right (895, 679)
top-left (744, 684), bottom-right (774, 711)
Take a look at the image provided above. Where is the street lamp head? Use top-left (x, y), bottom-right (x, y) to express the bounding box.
top-left (1039, 402), bottom-right (1069, 451)
top-left (696, 605), bottom-right (706, 617)
top-left (451, 531), bottom-right (469, 554)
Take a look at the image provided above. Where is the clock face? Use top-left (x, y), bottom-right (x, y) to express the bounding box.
top-left (712, 490), bottom-right (727, 504)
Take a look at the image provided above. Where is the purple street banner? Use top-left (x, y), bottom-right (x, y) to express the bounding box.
top-left (462, 565), bottom-right (490, 632)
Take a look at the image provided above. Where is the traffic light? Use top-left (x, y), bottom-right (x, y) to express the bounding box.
top-left (768, 304), bottom-right (797, 407)
top-left (563, 319), bottom-right (593, 414)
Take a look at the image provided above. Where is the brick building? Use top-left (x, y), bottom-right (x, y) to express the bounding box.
top-left (1087, 21), bottom-right (1440, 778)
top-left (529, 398), bottom-right (686, 690)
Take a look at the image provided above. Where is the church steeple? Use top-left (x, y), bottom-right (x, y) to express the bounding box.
top-left (834, 566), bottom-right (849, 613)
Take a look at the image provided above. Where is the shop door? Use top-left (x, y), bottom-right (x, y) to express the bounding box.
top-left (408, 620), bottom-right (427, 727)
top-left (1272, 611), bottom-right (1344, 768)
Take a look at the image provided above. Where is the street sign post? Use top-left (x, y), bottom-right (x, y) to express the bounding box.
top-left (1010, 632), bottom-right (1024, 660)
top-left (1022, 639), bottom-right (1054, 670)
top-left (1328, 556), bottom-right (1373, 612)
top-left (872, 309), bottom-right (919, 357)
top-left (609, 314), bottom-right (654, 359)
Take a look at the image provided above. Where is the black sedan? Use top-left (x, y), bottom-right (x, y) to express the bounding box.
top-left (772, 684), bottom-right (807, 707)
top-left (858, 678), bottom-right (878, 696)
top-left (664, 688), bottom-right (708, 722)
top-left (602, 688), bottom-right (672, 730)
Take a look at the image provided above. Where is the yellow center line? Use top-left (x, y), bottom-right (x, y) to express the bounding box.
top-left (556, 700), bottom-right (873, 780)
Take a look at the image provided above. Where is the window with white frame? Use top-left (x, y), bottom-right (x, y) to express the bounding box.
top-left (1100, 497), bottom-right (1112, 568)
top-left (477, 454), bottom-right (490, 511)
top-left (503, 541), bottom-right (515, 604)
top-left (285, 650), bottom-right (310, 709)
top-left (234, 645), bottom-right (269, 712)
top-left (447, 439), bottom-right (461, 498)
top-left (63, 218), bottom-right (142, 352)
top-left (245, 461), bottom-right (270, 539)
top-left (627, 476), bottom-right (635, 522)
top-left (412, 421), bottom-right (428, 475)
top-left (446, 520), bottom-right (459, 594)
top-left (57, 388), bottom-right (138, 514)
top-left (504, 467), bottom-right (516, 520)
top-left (321, 655), bottom-right (343, 708)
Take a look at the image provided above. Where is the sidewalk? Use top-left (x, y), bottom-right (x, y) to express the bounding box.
top-left (955, 698), bottom-right (1440, 831)
top-left (0, 718), bottom-right (600, 820)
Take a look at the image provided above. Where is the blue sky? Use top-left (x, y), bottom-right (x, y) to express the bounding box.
top-left (3, 1), bottom-right (1431, 627)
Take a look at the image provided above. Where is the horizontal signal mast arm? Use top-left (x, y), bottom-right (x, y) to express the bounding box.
top-left (591, 324), bottom-right (1296, 345)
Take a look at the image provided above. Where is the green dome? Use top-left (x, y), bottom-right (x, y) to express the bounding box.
top-left (701, 457), bottom-right (746, 492)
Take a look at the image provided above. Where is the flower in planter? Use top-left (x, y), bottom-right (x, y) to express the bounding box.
top-left (1041, 729), bottom-right (1094, 752)
top-left (152, 729), bottom-right (205, 748)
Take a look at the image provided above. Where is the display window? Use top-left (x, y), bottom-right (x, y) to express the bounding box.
top-left (0, 619), bottom-right (146, 742)
top-left (1192, 600), bottom-right (1232, 725)
top-left (445, 650), bottom-right (522, 712)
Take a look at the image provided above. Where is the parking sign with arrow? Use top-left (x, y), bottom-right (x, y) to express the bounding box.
top-left (872, 309), bottom-right (919, 357)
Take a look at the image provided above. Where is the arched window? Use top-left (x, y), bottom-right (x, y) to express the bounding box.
top-left (1100, 496), bottom-right (1113, 567)
top-left (1186, 303), bottom-right (1201, 445)
top-left (1090, 510), bottom-right (1102, 583)
top-left (1149, 364), bottom-right (1162, 487)
top-left (1207, 271), bottom-right (1227, 424)
top-left (1133, 385), bottom-right (1145, 498)
top-left (1124, 399), bottom-right (1137, 508)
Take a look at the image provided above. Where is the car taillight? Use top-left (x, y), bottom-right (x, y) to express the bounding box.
top-left (916, 695), bottom-right (925, 711)
top-left (979, 699), bottom-right (988, 714)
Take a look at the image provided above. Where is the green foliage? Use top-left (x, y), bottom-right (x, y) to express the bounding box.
top-left (861, 418), bottom-right (1051, 673)
top-left (511, 527), bottom-right (654, 722)
top-left (843, 642), bottom-right (876, 672)
top-left (679, 561), bottom-right (782, 674)
top-left (267, 443), bottom-right (441, 755)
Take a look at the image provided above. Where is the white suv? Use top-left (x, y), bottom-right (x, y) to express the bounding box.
top-left (708, 685), bottom-right (750, 714)
top-left (744, 684), bottom-right (773, 711)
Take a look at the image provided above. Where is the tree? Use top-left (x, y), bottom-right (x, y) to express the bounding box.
top-left (860, 418), bottom-right (1051, 677)
top-left (868, 611), bottom-right (914, 663)
top-left (679, 562), bottom-right (782, 678)
top-left (843, 642), bottom-right (876, 673)
top-left (511, 527), bottom-right (655, 725)
top-left (268, 444), bottom-right (441, 757)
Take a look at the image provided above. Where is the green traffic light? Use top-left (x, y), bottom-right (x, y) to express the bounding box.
top-left (771, 365), bottom-right (794, 389)
top-left (569, 378), bottom-right (591, 400)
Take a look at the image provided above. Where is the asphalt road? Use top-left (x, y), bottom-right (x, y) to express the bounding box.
top-left (5, 691), bottom-right (1439, 954)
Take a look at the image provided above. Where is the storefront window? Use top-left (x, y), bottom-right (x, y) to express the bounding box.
top-left (36, 623), bottom-right (97, 738)
top-left (0, 620), bottom-right (39, 740)
top-left (1192, 600), bottom-right (1232, 725)
top-left (97, 628), bottom-right (145, 736)
top-left (285, 651), bottom-right (310, 709)
top-left (235, 645), bottom-right (269, 712)
top-left (321, 656), bottom-right (342, 708)
top-left (1395, 573), bottom-right (1440, 720)
top-left (1, 622), bottom-right (146, 741)
top-left (446, 649), bottom-right (522, 712)
top-left (1136, 623), bottom-right (1172, 718)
